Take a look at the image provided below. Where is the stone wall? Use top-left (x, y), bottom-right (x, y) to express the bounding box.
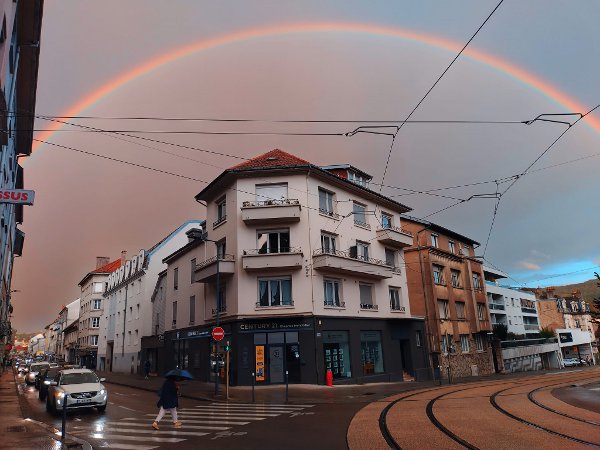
top-left (438, 336), bottom-right (494, 380)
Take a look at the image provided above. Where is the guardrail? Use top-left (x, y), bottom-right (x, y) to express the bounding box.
top-left (196, 254), bottom-right (235, 270)
top-left (256, 301), bottom-right (294, 308)
top-left (312, 248), bottom-right (386, 266)
top-left (242, 198), bottom-right (300, 207)
top-left (360, 303), bottom-right (378, 310)
top-left (324, 300), bottom-right (345, 308)
top-left (500, 337), bottom-right (557, 348)
top-left (243, 247), bottom-right (302, 256)
top-left (377, 224), bottom-right (414, 237)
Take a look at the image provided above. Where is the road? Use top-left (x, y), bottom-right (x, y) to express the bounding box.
top-left (17, 373), bottom-right (359, 450)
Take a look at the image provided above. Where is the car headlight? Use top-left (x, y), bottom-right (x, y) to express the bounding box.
top-left (43, 380), bottom-right (51, 385)
top-left (56, 391), bottom-right (65, 399)
top-left (99, 389), bottom-right (106, 396)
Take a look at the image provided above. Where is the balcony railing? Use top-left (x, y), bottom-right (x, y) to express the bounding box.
top-left (354, 220), bottom-right (371, 229)
top-left (243, 247), bottom-right (302, 256)
top-left (524, 324), bottom-right (539, 330)
top-left (196, 254), bottom-right (235, 270)
top-left (313, 248), bottom-right (386, 266)
top-left (211, 305), bottom-right (227, 316)
top-left (391, 304), bottom-right (406, 312)
top-left (242, 198), bottom-right (300, 208)
top-left (360, 303), bottom-right (378, 310)
top-left (489, 303), bottom-right (505, 310)
top-left (213, 215), bottom-right (227, 228)
top-left (319, 208), bottom-right (341, 220)
top-left (521, 307), bottom-right (537, 314)
top-left (379, 224), bottom-right (414, 237)
top-left (255, 301), bottom-right (294, 308)
top-left (324, 300), bottom-right (345, 308)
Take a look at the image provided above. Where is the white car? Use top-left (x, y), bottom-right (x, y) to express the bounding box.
top-left (25, 362), bottom-right (50, 385)
top-left (46, 369), bottom-right (107, 414)
top-left (562, 357), bottom-right (582, 367)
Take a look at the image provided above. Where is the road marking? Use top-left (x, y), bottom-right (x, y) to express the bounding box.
top-left (180, 411), bottom-right (281, 417)
top-left (113, 419), bottom-right (250, 426)
top-left (84, 422), bottom-right (231, 431)
top-left (117, 405), bottom-right (137, 411)
top-left (190, 406), bottom-right (303, 412)
top-left (98, 445), bottom-right (157, 450)
top-left (144, 413), bottom-right (268, 420)
top-left (219, 402), bottom-right (315, 408)
top-left (90, 434), bottom-right (185, 443)
top-left (84, 427), bottom-right (211, 437)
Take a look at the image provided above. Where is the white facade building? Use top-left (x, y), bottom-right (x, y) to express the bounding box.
top-left (98, 220), bottom-right (203, 374)
top-left (484, 267), bottom-right (540, 336)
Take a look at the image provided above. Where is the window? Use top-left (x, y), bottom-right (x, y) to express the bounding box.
top-left (257, 229), bottom-right (290, 253)
top-left (472, 272), bottom-right (482, 291)
top-left (256, 183), bottom-right (288, 202)
top-left (381, 213), bottom-right (392, 229)
top-left (438, 300), bottom-right (449, 319)
top-left (190, 258), bottom-right (196, 283)
top-left (172, 301), bottom-right (177, 328)
top-left (136, 304), bottom-right (140, 320)
top-left (451, 270), bottom-right (461, 288)
top-left (475, 334), bottom-right (484, 351)
top-left (324, 279), bottom-right (342, 307)
top-left (351, 241), bottom-right (369, 261)
top-left (416, 330), bottom-right (423, 347)
top-left (173, 268), bottom-right (179, 290)
top-left (189, 296), bottom-right (195, 325)
top-left (321, 233), bottom-right (337, 253)
top-left (389, 287), bottom-right (402, 311)
top-left (91, 317), bottom-right (100, 328)
top-left (258, 278), bottom-right (292, 307)
top-left (353, 202), bottom-right (368, 227)
top-left (460, 335), bottom-right (470, 353)
top-left (318, 188), bottom-right (335, 216)
top-left (216, 197), bottom-right (227, 224)
top-left (323, 331), bottom-right (351, 378)
top-left (442, 334), bottom-right (453, 353)
top-left (385, 249), bottom-right (396, 267)
top-left (477, 303), bottom-right (486, 321)
top-left (216, 239), bottom-right (226, 258)
top-left (360, 331), bottom-right (384, 374)
top-left (433, 265), bottom-right (445, 285)
top-left (216, 283), bottom-right (226, 313)
top-left (359, 283), bottom-right (375, 309)
top-left (93, 282), bottom-right (104, 293)
top-left (348, 171), bottom-right (367, 187)
top-left (90, 335), bottom-right (99, 346)
top-left (431, 233), bottom-right (439, 248)
top-left (93, 299), bottom-right (101, 310)
top-left (137, 280), bottom-right (142, 294)
top-left (456, 301), bottom-right (466, 319)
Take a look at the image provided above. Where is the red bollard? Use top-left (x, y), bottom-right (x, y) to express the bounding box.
top-left (326, 369), bottom-right (333, 387)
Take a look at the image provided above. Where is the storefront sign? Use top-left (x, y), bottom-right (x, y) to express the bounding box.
top-left (240, 319), bottom-right (312, 333)
top-left (172, 329), bottom-right (211, 340)
top-left (107, 249), bottom-right (146, 291)
top-left (559, 332), bottom-right (573, 344)
top-left (255, 346), bottom-right (265, 381)
top-left (0, 189), bottom-right (35, 205)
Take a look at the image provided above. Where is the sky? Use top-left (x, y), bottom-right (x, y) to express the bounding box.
top-left (13, 0), bottom-right (600, 331)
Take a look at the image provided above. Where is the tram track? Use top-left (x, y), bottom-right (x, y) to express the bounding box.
top-left (377, 369), bottom-right (600, 449)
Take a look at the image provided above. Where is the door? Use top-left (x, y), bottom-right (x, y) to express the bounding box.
top-left (286, 343), bottom-right (301, 383)
top-left (269, 345), bottom-right (284, 384)
top-left (400, 340), bottom-right (414, 376)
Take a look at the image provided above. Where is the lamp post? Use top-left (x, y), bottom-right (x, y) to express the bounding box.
top-left (201, 235), bottom-right (222, 396)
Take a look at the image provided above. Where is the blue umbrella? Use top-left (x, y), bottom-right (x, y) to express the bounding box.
top-left (164, 368), bottom-right (193, 381)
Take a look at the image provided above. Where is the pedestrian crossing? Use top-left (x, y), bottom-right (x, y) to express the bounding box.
top-left (71, 402), bottom-right (315, 449)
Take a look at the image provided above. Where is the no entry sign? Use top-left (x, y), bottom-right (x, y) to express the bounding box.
top-left (212, 326), bottom-right (225, 341)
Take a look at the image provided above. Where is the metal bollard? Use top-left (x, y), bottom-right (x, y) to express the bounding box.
top-left (285, 370), bottom-right (289, 403)
top-left (61, 393), bottom-right (69, 440)
top-left (251, 372), bottom-right (255, 403)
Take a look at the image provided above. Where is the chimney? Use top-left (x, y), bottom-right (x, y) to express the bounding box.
top-left (95, 257), bottom-right (110, 269)
top-left (121, 250), bottom-right (128, 266)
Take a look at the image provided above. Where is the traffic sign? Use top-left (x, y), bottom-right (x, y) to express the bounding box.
top-left (212, 326), bottom-right (225, 341)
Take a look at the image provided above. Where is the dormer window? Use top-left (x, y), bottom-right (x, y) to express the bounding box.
top-left (347, 171), bottom-right (367, 187)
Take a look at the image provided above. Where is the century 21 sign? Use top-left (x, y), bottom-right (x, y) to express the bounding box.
top-left (107, 250), bottom-right (146, 291)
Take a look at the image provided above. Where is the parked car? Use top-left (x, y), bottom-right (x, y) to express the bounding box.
top-left (38, 367), bottom-right (63, 401)
top-left (562, 357), bottom-right (583, 367)
top-left (46, 369), bottom-right (107, 415)
top-left (25, 362), bottom-right (50, 385)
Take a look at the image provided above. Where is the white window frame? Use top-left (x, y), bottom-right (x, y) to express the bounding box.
top-left (359, 283), bottom-right (375, 309)
top-left (90, 335), bottom-right (99, 346)
top-left (258, 277), bottom-right (293, 307)
top-left (356, 241), bottom-right (370, 261)
top-left (93, 282), bottom-right (104, 294)
top-left (389, 287), bottom-right (402, 311)
top-left (473, 272), bottom-right (482, 290)
top-left (451, 270), bottom-right (461, 288)
top-left (433, 265), bottom-right (445, 285)
top-left (257, 229), bottom-right (290, 254)
top-left (438, 300), bottom-right (449, 319)
top-left (448, 241), bottom-right (456, 254)
top-left (431, 233), bottom-right (439, 248)
top-left (323, 279), bottom-right (342, 307)
top-left (385, 248), bottom-right (396, 267)
top-left (91, 317), bottom-right (100, 328)
top-left (460, 334), bottom-right (470, 353)
top-left (475, 334), bottom-right (484, 351)
top-left (353, 202), bottom-right (368, 227)
top-left (381, 213), bottom-right (393, 229)
top-left (477, 303), bottom-right (486, 321)
top-left (92, 299), bottom-right (101, 310)
top-left (321, 232), bottom-right (337, 253)
top-left (318, 188), bottom-right (335, 216)
top-left (216, 196), bottom-right (227, 221)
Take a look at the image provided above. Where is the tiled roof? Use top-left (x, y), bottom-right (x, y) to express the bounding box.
top-left (92, 259), bottom-right (121, 274)
top-left (230, 149), bottom-right (310, 170)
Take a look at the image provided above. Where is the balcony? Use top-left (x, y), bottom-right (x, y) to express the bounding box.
top-left (524, 324), bottom-right (540, 331)
top-left (521, 307), bottom-right (537, 315)
top-left (375, 225), bottom-right (414, 248)
top-left (241, 199), bottom-right (301, 225)
top-left (489, 303), bottom-right (505, 311)
top-left (242, 248), bottom-right (304, 271)
top-left (312, 249), bottom-right (393, 280)
top-left (324, 300), bottom-right (346, 309)
top-left (195, 254), bottom-right (235, 282)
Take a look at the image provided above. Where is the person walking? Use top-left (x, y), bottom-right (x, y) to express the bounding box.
top-left (144, 360), bottom-right (151, 380)
top-left (152, 377), bottom-right (182, 430)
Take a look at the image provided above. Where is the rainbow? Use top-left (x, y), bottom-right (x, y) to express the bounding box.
top-left (31, 22), bottom-right (599, 152)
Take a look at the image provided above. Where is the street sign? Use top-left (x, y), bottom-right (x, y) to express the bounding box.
top-left (0, 189), bottom-right (35, 205)
top-left (212, 326), bottom-right (225, 341)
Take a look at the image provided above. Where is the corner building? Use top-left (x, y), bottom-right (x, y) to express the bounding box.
top-left (154, 149), bottom-right (428, 385)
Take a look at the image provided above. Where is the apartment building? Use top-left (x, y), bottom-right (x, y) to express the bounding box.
top-left (483, 267), bottom-right (540, 336)
top-left (401, 216), bottom-right (494, 379)
top-left (147, 149), bottom-right (428, 385)
top-left (55, 298), bottom-right (80, 361)
top-left (76, 257), bottom-right (121, 368)
top-left (98, 220), bottom-right (202, 374)
top-left (0, 0), bottom-right (43, 346)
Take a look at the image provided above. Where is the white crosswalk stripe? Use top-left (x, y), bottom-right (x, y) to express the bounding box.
top-left (75, 402), bottom-right (315, 448)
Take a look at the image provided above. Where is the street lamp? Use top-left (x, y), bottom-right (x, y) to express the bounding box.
top-left (200, 234), bottom-right (222, 396)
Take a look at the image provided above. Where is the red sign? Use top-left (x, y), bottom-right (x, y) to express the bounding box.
top-left (212, 327), bottom-right (225, 341)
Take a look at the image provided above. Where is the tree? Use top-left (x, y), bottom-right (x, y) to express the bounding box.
top-left (592, 272), bottom-right (600, 320)
top-left (493, 323), bottom-right (508, 341)
top-left (538, 327), bottom-right (555, 339)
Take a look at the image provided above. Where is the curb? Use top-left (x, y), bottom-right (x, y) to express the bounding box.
top-left (24, 417), bottom-right (92, 450)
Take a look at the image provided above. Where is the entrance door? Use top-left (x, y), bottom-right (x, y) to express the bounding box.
top-left (400, 340), bottom-right (414, 376)
top-left (286, 344), bottom-right (301, 383)
top-left (269, 346), bottom-right (284, 384)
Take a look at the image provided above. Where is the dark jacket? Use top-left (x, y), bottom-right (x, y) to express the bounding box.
top-left (157, 379), bottom-right (178, 409)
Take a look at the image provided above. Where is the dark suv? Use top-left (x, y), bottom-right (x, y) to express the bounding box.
top-left (38, 367), bottom-right (63, 401)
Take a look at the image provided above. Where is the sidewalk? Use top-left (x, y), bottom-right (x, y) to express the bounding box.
top-left (96, 367), bottom-right (587, 405)
top-left (0, 369), bottom-right (85, 450)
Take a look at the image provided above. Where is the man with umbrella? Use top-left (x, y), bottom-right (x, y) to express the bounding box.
top-left (152, 369), bottom-right (192, 430)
